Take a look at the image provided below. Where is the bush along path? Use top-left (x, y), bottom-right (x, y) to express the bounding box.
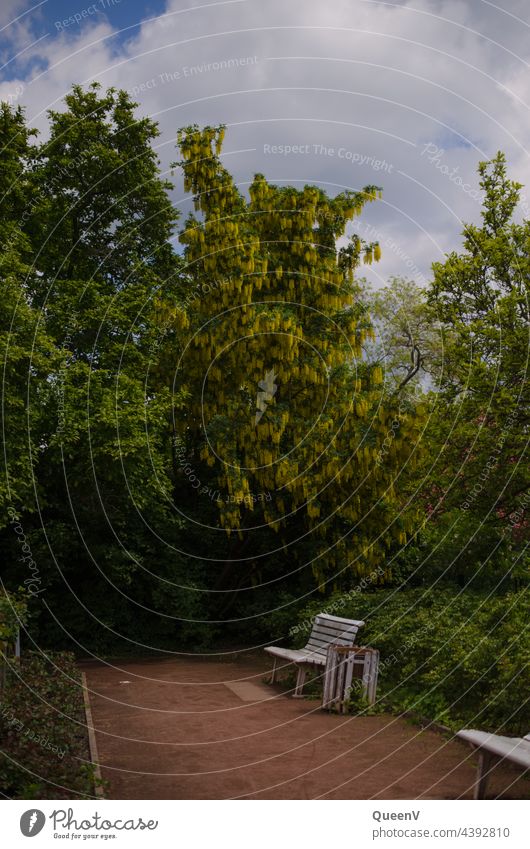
top-left (290, 586), bottom-right (530, 735)
top-left (0, 650), bottom-right (97, 799)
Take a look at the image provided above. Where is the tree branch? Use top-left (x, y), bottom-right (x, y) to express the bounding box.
top-left (397, 344), bottom-right (422, 390)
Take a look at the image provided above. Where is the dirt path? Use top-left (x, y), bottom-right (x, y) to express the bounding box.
top-left (82, 655), bottom-right (529, 800)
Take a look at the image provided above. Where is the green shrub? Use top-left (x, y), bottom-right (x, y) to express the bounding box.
top-left (388, 513), bottom-right (528, 591)
top-left (0, 651), bottom-right (95, 799)
top-left (293, 586), bottom-right (529, 734)
top-left (0, 588), bottom-right (27, 642)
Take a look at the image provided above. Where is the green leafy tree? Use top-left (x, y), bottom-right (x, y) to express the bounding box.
top-left (364, 277), bottom-right (444, 392)
top-left (424, 153), bottom-right (529, 584)
top-left (1, 88), bottom-right (212, 649)
top-left (164, 126), bottom-right (424, 597)
top-left (0, 103), bottom-right (56, 522)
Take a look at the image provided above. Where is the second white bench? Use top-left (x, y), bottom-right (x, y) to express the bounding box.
top-left (457, 729), bottom-right (530, 799)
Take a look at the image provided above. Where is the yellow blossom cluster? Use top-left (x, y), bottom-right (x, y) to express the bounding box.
top-left (166, 126), bottom-right (422, 577)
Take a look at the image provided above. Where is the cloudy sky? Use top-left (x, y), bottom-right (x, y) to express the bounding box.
top-left (1, 0), bottom-right (529, 285)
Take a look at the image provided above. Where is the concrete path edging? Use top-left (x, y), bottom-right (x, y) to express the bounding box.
top-left (81, 671), bottom-right (105, 798)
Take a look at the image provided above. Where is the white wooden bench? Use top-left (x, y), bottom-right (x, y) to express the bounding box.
top-left (265, 613), bottom-right (365, 697)
top-left (457, 729), bottom-right (530, 799)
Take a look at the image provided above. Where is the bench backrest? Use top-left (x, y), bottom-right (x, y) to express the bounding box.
top-left (304, 613), bottom-right (365, 659)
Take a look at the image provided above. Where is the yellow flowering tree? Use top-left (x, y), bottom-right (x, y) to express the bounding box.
top-left (165, 126), bottom-right (422, 588)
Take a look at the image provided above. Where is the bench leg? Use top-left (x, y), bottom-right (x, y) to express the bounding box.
top-left (293, 665), bottom-right (307, 698)
top-left (474, 751), bottom-right (494, 799)
top-left (269, 657), bottom-right (278, 684)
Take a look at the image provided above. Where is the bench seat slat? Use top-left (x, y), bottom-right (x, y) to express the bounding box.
top-left (305, 637), bottom-right (353, 652)
top-left (313, 619), bottom-right (360, 631)
top-left (306, 640), bottom-right (329, 650)
top-left (315, 614), bottom-right (365, 626)
top-left (265, 646), bottom-right (326, 665)
top-left (310, 625), bottom-right (359, 640)
top-left (315, 615), bottom-right (363, 625)
top-left (307, 634), bottom-right (346, 646)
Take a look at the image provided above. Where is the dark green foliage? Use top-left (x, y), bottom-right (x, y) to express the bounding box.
top-left (293, 586), bottom-right (529, 734)
top-left (0, 589), bottom-right (28, 642)
top-left (0, 651), bottom-right (95, 798)
top-left (1, 86), bottom-right (213, 652)
top-left (427, 153), bottom-right (529, 540)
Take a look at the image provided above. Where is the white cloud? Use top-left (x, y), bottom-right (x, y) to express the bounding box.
top-left (3, 0), bottom-right (530, 284)
top-left (0, 0), bottom-right (31, 24)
